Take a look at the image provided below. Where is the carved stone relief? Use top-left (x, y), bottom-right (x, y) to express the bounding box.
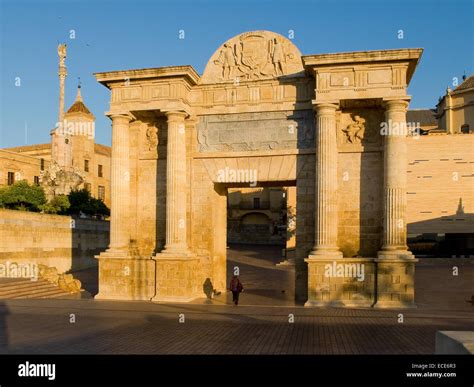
top-left (197, 111), bottom-right (314, 152)
top-left (343, 115), bottom-right (366, 144)
top-left (337, 110), bottom-right (383, 149)
top-left (201, 31), bottom-right (304, 84)
top-left (146, 124), bottom-right (159, 151)
top-left (140, 121), bottom-right (163, 159)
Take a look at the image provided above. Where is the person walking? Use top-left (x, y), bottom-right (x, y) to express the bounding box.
top-left (229, 275), bottom-right (244, 306)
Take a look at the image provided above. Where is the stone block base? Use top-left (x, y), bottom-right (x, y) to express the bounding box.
top-left (305, 257), bottom-right (376, 308)
top-left (152, 254), bottom-right (201, 303)
top-left (373, 256), bottom-right (418, 308)
top-left (305, 255), bottom-right (418, 308)
top-left (95, 250), bottom-right (155, 301)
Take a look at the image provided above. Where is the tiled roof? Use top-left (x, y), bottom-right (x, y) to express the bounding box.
top-left (406, 109), bottom-right (437, 126)
top-left (3, 143), bottom-right (50, 152)
top-left (454, 75), bottom-right (474, 92)
top-left (94, 143), bottom-right (111, 156)
top-left (66, 100), bottom-right (93, 115)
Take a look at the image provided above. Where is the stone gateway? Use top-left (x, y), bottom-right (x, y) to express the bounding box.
top-left (94, 30), bottom-right (422, 308)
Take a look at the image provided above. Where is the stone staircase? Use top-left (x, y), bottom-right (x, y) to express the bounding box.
top-left (0, 277), bottom-right (78, 299)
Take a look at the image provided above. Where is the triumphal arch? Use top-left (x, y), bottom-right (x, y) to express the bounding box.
top-left (94, 31), bottom-right (422, 308)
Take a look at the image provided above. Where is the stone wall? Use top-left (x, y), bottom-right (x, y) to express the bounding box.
top-left (406, 134), bottom-right (474, 234)
top-left (0, 209), bottom-right (108, 273)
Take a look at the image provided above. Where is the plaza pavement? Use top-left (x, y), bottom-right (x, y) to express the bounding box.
top-left (0, 245), bottom-right (472, 355)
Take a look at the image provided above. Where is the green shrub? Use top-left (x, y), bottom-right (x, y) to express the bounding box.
top-left (41, 194), bottom-right (70, 214)
top-left (0, 180), bottom-right (46, 212)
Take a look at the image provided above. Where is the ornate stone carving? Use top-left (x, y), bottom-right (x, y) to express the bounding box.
top-left (197, 111), bottom-right (313, 152)
top-left (146, 124), bottom-right (159, 151)
top-left (338, 110), bottom-right (383, 148)
top-left (39, 160), bottom-right (84, 199)
top-left (343, 115), bottom-right (366, 144)
top-left (201, 31), bottom-right (304, 84)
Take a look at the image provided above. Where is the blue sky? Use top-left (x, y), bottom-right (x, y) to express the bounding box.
top-left (1, 0), bottom-right (472, 147)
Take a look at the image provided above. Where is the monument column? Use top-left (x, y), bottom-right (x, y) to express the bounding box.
top-left (305, 102), bottom-right (343, 307)
top-left (153, 111), bottom-right (199, 303)
top-left (310, 102), bottom-right (342, 258)
top-left (375, 98), bottom-right (417, 308)
top-left (109, 114), bottom-right (132, 251)
top-left (378, 99), bottom-right (412, 258)
top-left (96, 113), bottom-right (154, 301)
top-left (162, 111), bottom-right (190, 254)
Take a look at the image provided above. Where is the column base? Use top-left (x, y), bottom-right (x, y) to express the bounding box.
top-left (307, 249), bottom-right (343, 260)
top-left (151, 252), bottom-right (201, 303)
top-left (374, 254), bottom-right (418, 309)
top-left (95, 249), bottom-right (155, 301)
top-left (377, 249), bottom-right (415, 260)
top-left (305, 257), bottom-right (376, 308)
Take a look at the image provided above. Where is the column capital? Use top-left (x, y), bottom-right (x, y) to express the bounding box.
top-left (108, 113), bottom-right (133, 123)
top-left (382, 98), bottom-right (410, 112)
top-left (164, 110), bottom-right (188, 121)
top-left (312, 101), bottom-right (339, 114)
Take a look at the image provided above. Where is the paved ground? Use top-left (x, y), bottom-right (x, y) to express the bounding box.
top-left (0, 245), bottom-right (472, 354)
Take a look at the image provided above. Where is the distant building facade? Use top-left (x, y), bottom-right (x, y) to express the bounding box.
top-left (436, 75), bottom-right (474, 134)
top-left (0, 44), bottom-right (111, 207)
top-left (0, 88), bottom-right (111, 207)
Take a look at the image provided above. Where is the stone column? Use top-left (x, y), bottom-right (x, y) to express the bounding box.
top-left (162, 111), bottom-right (190, 255)
top-left (309, 103), bottom-right (342, 258)
top-left (153, 111), bottom-right (199, 303)
top-left (305, 102), bottom-right (343, 307)
top-left (96, 113), bottom-right (157, 301)
top-left (375, 99), bottom-right (417, 309)
top-left (109, 114), bottom-right (131, 251)
top-left (378, 99), bottom-right (412, 258)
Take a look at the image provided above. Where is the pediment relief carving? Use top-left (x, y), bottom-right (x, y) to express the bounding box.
top-left (201, 31), bottom-right (304, 84)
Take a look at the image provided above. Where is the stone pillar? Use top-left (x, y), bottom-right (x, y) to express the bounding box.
top-left (95, 113), bottom-right (155, 301)
top-left (153, 111), bottom-right (199, 303)
top-left (162, 111), bottom-right (190, 255)
top-left (309, 103), bottom-right (342, 258)
top-left (378, 99), bottom-right (412, 258)
top-left (109, 114), bottom-right (132, 251)
top-left (375, 98), bottom-right (417, 308)
top-left (305, 102), bottom-right (344, 307)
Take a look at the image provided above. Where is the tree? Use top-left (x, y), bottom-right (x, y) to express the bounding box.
top-left (0, 180), bottom-right (46, 211)
top-left (40, 195), bottom-right (70, 215)
top-left (67, 188), bottom-right (110, 218)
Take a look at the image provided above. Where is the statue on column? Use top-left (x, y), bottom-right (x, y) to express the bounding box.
top-left (40, 43), bottom-right (84, 200)
top-left (58, 43), bottom-right (67, 66)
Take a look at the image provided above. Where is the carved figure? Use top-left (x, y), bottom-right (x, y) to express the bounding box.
top-left (214, 43), bottom-right (237, 80)
top-left (343, 115), bottom-right (366, 144)
top-left (270, 38), bottom-right (284, 75)
top-left (146, 125), bottom-right (158, 151)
